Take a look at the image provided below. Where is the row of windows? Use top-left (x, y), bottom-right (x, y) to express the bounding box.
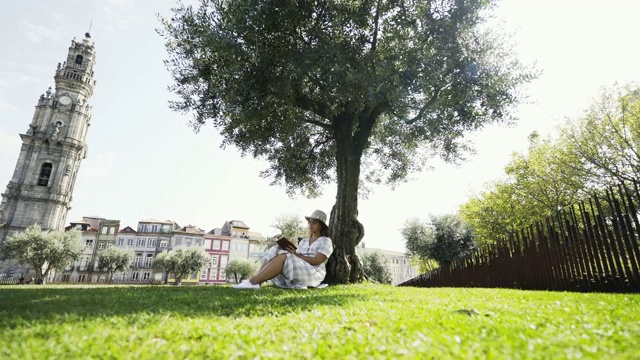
top-left (87, 238), bottom-right (234, 251)
top-left (63, 267), bottom-right (231, 283)
top-left (175, 238), bottom-right (202, 247)
top-left (61, 273), bottom-right (153, 283)
top-left (233, 243), bottom-right (249, 251)
top-left (208, 254), bottom-right (229, 269)
top-left (204, 239), bottom-right (229, 251)
top-left (137, 224), bottom-right (172, 233)
top-left (200, 270), bottom-right (227, 281)
top-left (69, 253), bottom-right (236, 269)
top-left (66, 256), bottom-right (93, 271)
top-left (61, 274), bottom-right (86, 282)
top-left (131, 272), bottom-right (151, 280)
top-left (74, 225), bottom-right (116, 235)
top-left (67, 253), bottom-right (157, 270)
top-left (63, 272), bottom-right (155, 282)
top-left (114, 238), bottom-right (168, 248)
top-left (132, 254), bottom-right (155, 268)
top-left (101, 227), bottom-right (116, 235)
top-left (200, 267), bottom-right (228, 281)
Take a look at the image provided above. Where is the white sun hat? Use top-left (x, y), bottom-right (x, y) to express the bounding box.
top-left (305, 209), bottom-right (328, 226)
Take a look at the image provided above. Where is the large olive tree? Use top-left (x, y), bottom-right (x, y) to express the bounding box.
top-left (159, 0), bottom-right (534, 283)
top-left (0, 224), bottom-right (84, 285)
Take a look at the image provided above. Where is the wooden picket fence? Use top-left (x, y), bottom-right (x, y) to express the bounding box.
top-left (399, 182), bottom-right (640, 293)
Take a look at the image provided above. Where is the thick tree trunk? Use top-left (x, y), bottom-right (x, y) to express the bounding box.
top-left (324, 123), bottom-right (366, 284)
top-left (35, 263), bottom-right (47, 285)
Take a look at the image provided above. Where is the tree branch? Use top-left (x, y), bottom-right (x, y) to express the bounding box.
top-left (403, 88), bottom-right (441, 125)
top-left (304, 116), bottom-right (333, 130)
top-left (354, 101), bottom-right (389, 155)
top-left (311, 136), bottom-right (332, 153)
top-left (294, 94), bottom-right (333, 130)
top-left (370, 0), bottom-right (381, 58)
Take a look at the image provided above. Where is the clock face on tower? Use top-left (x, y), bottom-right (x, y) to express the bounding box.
top-left (58, 95), bottom-right (72, 106)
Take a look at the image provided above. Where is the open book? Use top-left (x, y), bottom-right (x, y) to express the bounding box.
top-left (276, 237), bottom-right (297, 250)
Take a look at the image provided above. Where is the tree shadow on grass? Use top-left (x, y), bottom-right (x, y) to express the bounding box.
top-left (0, 285), bottom-right (365, 329)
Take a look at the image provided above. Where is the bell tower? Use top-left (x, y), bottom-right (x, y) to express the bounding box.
top-left (0, 33), bottom-right (97, 243)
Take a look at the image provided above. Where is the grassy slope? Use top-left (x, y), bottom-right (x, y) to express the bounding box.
top-left (0, 284), bottom-right (638, 359)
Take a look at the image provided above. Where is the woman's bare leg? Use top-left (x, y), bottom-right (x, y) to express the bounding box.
top-left (257, 256), bottom-right (275, 272)
top-left (257, 246), bottom-right (281, 272)
top-left (250, 254), bottom-right (287, 285)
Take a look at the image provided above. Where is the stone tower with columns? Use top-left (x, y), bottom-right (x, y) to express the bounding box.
top-left (0, 33), bottom-right (96, 244)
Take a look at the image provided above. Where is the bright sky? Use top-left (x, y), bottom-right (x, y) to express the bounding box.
top-left (1, 0), bottom-right (639, 252)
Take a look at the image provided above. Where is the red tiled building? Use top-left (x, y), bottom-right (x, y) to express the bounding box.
top-left (200, 228), bottom-right (231, 284)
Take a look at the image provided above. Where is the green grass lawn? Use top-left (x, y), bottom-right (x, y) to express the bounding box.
top-left (0, 284), bottom-right (638, 359)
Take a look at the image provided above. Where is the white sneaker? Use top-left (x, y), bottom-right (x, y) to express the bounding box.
top-left (232, 280), bottom-right (260, 289)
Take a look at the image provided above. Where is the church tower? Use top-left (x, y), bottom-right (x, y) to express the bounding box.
top-left (0, 33), bottom-right (96, 242)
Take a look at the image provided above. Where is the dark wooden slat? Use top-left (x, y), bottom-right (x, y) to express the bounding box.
top-left (616, 184), bottom-right (640, 287)
top-left (592, 195), bottom-right (627, 291)
top-left (604, 189), bottom-right (634, 290)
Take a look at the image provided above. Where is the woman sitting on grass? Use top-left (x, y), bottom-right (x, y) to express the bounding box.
top-left (232, 210), bottom-right (333, 289)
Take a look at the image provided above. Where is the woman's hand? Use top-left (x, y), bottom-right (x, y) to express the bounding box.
top-left (285, 245), bottom-right (297, 254)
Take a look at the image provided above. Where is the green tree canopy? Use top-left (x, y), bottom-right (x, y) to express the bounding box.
top-left (154, 246), bottom-right (209, 285)
top-left (225, 258), bottom-right (257, 283)
top-left (460, 132), bottom-right (588, 243)
top-left (271, 214), bottom-right (308, 244)
top-left (97, 247), bottom-right (134, 283)
top-left (402, 214), bottom-right (476, 268)
top-left (361, 251), bottom-right (392, 284)
top-left (409, 256), bottom-right (439, 274)
top-left (401, 218), bottom-right (433, 262)
top-left (458, 85), bottom-right (640, 246)
top-left (560, 85), bottom-right (640, 187)
top-left (159, 0), bottom-right (534, 283)
top-left (0, 224), bottom-right (84, 285)
top-left (505, 133), bottom-right (587, 214)
top-left (459, 181), bottom-right (526, 243)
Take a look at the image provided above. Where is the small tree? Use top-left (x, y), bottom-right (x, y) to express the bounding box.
top-left (271, 214), bottom-right (308, 245)
top-left (225, 259), bottom-right (257, 283)
top-left (97, 247), bottom-right (134, 283)
top-left (402, 215), bottom-right (476, 268)
top-left (361, 252), bottom-right (392, 284)
top-left (402, 219), bottom-right (434, 263)
top-left (0, 224), bottom-right (84, 285)
top-left (154, 246), bottom-right (209, 285)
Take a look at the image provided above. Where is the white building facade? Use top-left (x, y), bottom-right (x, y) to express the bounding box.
top-left (356, 245), bottom-right (419, 285)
